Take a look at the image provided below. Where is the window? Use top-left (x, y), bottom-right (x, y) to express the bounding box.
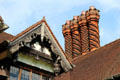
top-left (42, 75), bottom-right (50, 80)
top-left (9, 66), bottom-right (52, 80)
top-left (10, 66), bottom-right (19, 80)
top-left (32, 72), bottom-right (40, 80)
top-left (21, 69), bottom-right (29, 80)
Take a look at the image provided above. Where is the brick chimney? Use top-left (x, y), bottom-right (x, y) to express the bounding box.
top-left (62, 6), bottom-right (100, 59)
top-left (86, 6), bottom-right (100, 51)
top-left (62, 20), bottom-right (73, 60)
top-left (71, 16), bottom-right (81, 58)
top-left (78, 11), bottom-right (89, 55)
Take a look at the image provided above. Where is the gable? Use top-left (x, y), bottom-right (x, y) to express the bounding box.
top-left (9, 18), bottom-right (72, 73)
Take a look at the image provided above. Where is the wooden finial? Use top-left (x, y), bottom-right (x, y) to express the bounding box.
top-left (90, 6), bottom-right (95, 10)
top-left (81, 11), bottom-right (85, 15)
top-left (73, 16), bottom-right (78, 20)
top-left (42, 16), bottom-right (46, 21)
top-left (66, 20), bottom-right (70, 24)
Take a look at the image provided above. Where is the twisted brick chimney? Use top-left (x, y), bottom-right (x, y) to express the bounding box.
top-left (62, 20), bottom-right (73, 60)
top-left (86, 6), bottom-right (100, 51)
top-left (62, 6), bottom-right (100, 59)
top-left (71, 16), bottom-right (81, 58)
top-left (79, 11), bottom-right (89, 55)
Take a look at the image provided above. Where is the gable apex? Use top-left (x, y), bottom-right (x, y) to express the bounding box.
top-left (9, 17), bottom-right (72, 72)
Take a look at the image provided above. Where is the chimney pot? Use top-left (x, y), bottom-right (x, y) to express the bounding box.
top-left (81, 11), bottom-right (85, 15)
top-left (62, 24), bottom-right (65, 27)
top-left (73, 16), bottom-right (78, 20)
top-left (90, 6), bottom-right (95, 10)
top-left (42, 16), bottom-right (46, 21)
top-left (66, 20), bottom-right (70, 25)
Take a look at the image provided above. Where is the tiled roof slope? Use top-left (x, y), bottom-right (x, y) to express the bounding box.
top-left (0, 32), bottom-right (14, 43)
top-left (55, 39), bottom-right (120, 80)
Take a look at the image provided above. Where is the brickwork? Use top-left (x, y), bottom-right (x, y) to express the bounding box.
top-left (71, 16), bottom-right (81, 58)
top-left (62, 20), bottom-right (73, 59)
top-left (79, 11), bottom-right (89, 54)
top-left (62, 6), bottom-right (100, 59)
top-left (86, 6), bottom-right (100, 51)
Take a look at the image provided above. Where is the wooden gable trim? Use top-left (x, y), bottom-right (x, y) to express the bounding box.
top-left (9, 17), bottom-right (72, 72)
top-left (43, 20), bottom-right (73, 70)
top-left (11, 19), bottom-right (44, 41)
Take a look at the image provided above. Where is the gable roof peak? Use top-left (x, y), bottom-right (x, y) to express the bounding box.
top-left (42, 16), bottom-right (46, 21)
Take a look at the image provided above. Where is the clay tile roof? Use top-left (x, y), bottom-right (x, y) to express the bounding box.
top-left (0, 32), bottom-right (14, 43)
top-left (55, 39), bottom-right (120, 80)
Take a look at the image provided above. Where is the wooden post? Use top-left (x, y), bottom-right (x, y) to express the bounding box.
top-left (18, 69), bottom-right (22, 80)
top-left (40, 74), bottom-right (42, 80)
top-left (29, 70), bottom-right (32, 80)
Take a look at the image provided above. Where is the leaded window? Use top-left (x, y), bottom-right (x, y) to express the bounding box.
top-left (10, 66), bottom-right (19, 80)
top-left (42, 75), bottom-right (49, 80)
top-left (32, 72), bottom-right (40, 80)
top-left (21, 69), bottom-right (29, 80)
top-left (9, 66), bottom-right (52, 80)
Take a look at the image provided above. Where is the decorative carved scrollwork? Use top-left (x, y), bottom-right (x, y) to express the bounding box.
top-left (54, 56), bottom-right (61, 76)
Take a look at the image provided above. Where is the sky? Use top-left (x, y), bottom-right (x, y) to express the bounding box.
top-left (0, 0), bottom-right (120, 49)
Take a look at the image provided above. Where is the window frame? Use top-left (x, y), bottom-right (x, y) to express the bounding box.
top-left (9, 65), bottom-right (53, 80)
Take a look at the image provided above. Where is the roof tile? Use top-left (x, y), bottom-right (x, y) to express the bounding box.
top-left (55, 39), bottom-right (120, 80)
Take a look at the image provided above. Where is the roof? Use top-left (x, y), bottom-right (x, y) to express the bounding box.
top-left (55, 39), bottom-right (120, 80)
top-left (9, 17), bottom-right (72, 71)
top-left (0, 32), bottom-right (14, 60)
top-left (0, 32), bottom-right (14, 43)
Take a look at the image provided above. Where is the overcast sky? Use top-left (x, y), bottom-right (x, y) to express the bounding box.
top-left (0, 0), bottom-right (120, 49)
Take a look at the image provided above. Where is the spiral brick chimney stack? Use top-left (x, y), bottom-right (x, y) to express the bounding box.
top-left (71, 16), bottom-right (81, 58)
top-left (86, 6), bottom-right (100, 51)
top-left (62, 20), bottom-right (73, 60)
top-left (62, 6), bottom-right (100, 59)
top-left (79, 11), bottom-right (89, 54)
